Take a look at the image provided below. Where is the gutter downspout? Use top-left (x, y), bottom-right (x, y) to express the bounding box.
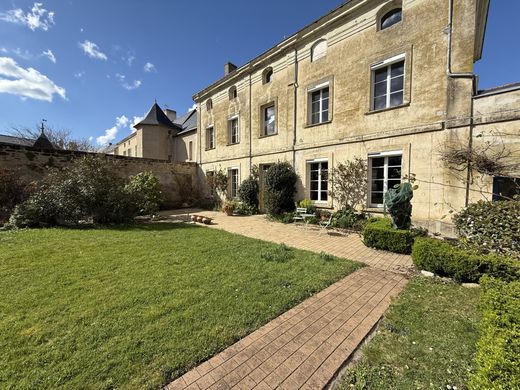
top-left (292, 48), bottom-right (299, 168)
top-left (249, 74), bottom-right (253, 174)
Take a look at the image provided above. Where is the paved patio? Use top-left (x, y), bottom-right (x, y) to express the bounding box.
top-left (160, 210), bottom-right (414, 275)
top-left (160, 210), bottom-right (413, 389)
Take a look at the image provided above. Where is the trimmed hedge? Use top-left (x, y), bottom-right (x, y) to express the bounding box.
top-left (363, 218), bottom-right (416, 254)
top-left (412, 237), bottom-right (520, 283)
top-left (470, 277), bottom-right (520, 390)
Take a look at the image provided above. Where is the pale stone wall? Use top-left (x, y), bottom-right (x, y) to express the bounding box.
top-left (0, 143), bottom-right (202, 208)
top-left (174, 131), bottom-right (197, 163)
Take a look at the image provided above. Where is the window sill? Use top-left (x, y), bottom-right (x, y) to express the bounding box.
top-left (258, 132), bottom-right (278, 139)
top-left (304, 120), bottom-right (332, 129)
top-left (205, 148), bottom-right (216, 151)
top-left (226, 143), bottom-right (241, 146)
top-left (365, 103), bottom-right (409, 115)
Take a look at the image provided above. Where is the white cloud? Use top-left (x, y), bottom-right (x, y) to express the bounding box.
top-left (79, 40), bottom-right (107, 60)
top-left (0, 56), bottom-right (66, 102)
top-left (74, 71), bottom-right (85, 78)
top-left (130, 115), bottom-right (144, 132)
top-left (115, 73), bottom-right (141, 90)
top-left (96, 114), bottom-right (131, 146)
top-left (0, 3), bottom-right (55, 31)
top-left (124, 51), bottom-right (136, 66)
top-left (42, 49), bottom-right (56, 63)
top-left (88, 136), bottom-right (93, 141)
top-left (144, 62), bottom-right (156, 73)
top-left (188, 103), bottom-right (197, 112)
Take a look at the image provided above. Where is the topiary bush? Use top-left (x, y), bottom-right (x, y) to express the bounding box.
top-left (265, 162), bottom-right (298, 215)
top-left (453, 199), bottom-right (520, 259)
top-left (238, 175), bottom-right (259, 213)
top-left (412, 237), bottom-right (520, 283)
top-left (470, 276), bottom-right (520, 390)
top-left (125, 171), bottom-right (163, 216)
top-left (363, 218), bottom-right (418, 254)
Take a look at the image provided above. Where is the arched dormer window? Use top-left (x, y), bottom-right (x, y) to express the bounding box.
top-left (311, 39), bottom-right (327, 62)
top-left (206, 99), bottom-right (213, 111)
top-left (380, 8), bottom-right (402, 30)
top-left (263, 67), bottom-right (273, 84)
top-left (229, 86), bottom-right (237, 100)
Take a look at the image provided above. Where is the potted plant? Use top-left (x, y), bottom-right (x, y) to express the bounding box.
top-left (222, 200), bottom-right (236, 216)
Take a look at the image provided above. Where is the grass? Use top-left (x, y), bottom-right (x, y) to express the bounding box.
top-left (0, 223), bottom-right (361, 389)
top-left (336, 277), bottom-right (480, 390)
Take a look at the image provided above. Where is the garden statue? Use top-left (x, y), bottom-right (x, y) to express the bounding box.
top-left (384, 182), bottom-right (413, 229)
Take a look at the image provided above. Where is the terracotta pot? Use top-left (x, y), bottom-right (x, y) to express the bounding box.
top-left (191, 215), bottom-right (198, 222)
top-left (203, 218), bottom-right (212, 225)
top-left (197, 216), bottom-right (204, 223)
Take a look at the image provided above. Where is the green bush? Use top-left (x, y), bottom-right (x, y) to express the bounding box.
top-left (238, 175), bottom-right (259, 213)
top-left (8, 157), bottom-right (137, 228)
top-left (265, 162), bottom-right (298, 215)
top-left (453, 199), bottom-right (520, 259)
top-left (296, 198), bottom-right (316, 214)
top-left (363, 218), bottom-right (417, 254)
top-left (412, 237), bottom-right (520, 283)
top-left (125, 171), bottom-right (163, 215)
top-left (470, 277), bottom-right (520, 390)
top-left (332, 206), bottom-right (367, 230)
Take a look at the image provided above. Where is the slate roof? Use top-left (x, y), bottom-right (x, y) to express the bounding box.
top-left (134, 103), bottom-right (181, 130)
top-left (477, 81), bottom-right (520, 96)
top-left (33, 131), bottom-right (54, 149)
top-left (173, 109), bottom-right (197, 135)
top-left (0, 134), bottom-right (34, 146)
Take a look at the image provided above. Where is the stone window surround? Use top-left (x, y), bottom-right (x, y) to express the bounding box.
top-left (262, 67), bottom-right (274, 84)
top-left (258, 98), bottom-right (278, 138)
top-left (376, 0), bottom-right (403, 32)
top-left (304, 75), bottom-right (334, 128)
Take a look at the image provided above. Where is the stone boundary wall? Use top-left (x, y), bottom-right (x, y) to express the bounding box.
top-left (0, 143), bottom-right (203, 208)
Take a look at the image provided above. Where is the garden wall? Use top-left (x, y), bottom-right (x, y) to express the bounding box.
top-left (0, 142), bottom-right (203, 208)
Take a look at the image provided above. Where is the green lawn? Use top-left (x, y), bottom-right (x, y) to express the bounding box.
top-left (0, 224), bottom-right (361, 389)
top-left (336, 277), bottom-right (480, 390)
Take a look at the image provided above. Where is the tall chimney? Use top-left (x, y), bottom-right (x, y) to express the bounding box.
top-left (165, 109), bottom-right (177, 122)
top-left (224, 62), bottom-right (237, 76)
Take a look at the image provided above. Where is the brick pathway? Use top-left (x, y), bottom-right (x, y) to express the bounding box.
top-left (165, 268), bottom-right (407, 390)
top-left (161, 210), bottom-right (414, 275)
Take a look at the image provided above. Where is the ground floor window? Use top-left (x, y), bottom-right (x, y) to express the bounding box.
top-left (229, 168), bottom-right (239, 198)
top-left (309, 160), bottom-right (328, 202)
top-left (493, 176), bottom-right (520, 201)
top-left (369, 154), bottom-right (402, 207)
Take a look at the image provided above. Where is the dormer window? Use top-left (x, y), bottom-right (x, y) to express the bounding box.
top-left (229, 86), bottom-right (237, 100)
top-left (380, 8), bottom-right (402, 30)
top-left (206, 99), bottom-right (213, 111)
top-left (311, 39), bottom-right (327, 62)
top-left (263, 68), bottom-right (273, 84)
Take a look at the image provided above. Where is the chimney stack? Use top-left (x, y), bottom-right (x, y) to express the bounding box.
top-left (165, 109), bottom-right (177, 122)
top-left (224, 62), bottom-right (237, 76)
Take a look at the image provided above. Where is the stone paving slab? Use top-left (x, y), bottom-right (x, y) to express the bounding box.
top-left (161, 210), bottom-right (414, 275)
top-left (165, 267), bottom-right (407, 390)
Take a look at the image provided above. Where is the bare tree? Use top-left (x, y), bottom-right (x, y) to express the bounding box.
top-left (8, 125), bottom-right (95, 152)
top-left (329, 157), bottom-right (368, 210)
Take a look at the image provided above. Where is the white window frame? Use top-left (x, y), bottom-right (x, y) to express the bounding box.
top-left (308, 158), bottom-right (329, 203)
top-left (206, 125), bottom-right (215, 150)
top-left (228, 167), bottom-right (239, 199)
top-left (308, 82), bottom-right (330, 125)
top-left (368, 151), bottom-right (403, 208)
top-left (262, 103), bottom-right (276, 136)
top-left (228, 116), bottom-right (240, 145)
top-left (371, 54), bottom-right (406, 111)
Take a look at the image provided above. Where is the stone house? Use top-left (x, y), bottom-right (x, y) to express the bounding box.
top-left (112, 0), bottom-right (520, 234)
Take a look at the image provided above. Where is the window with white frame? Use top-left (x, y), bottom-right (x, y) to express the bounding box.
top-left (206, 126), bottom-right (215, 150)
top-left (228, 117), bottom-right (239, 144)
top-left (369, 153), bottom-right (402, 207)
top-left (229, 168), bottom-right (239, 198)
top-left (262, 103), bottom-right (276, 136)
top-left (371, 55), bottom-right (405, 111)
top-left (311, 39), bottom-right (327, 62)
top-left (309, 83), bottom-right (330, 125)
top-left (309, 160), bottom-right (328, 202)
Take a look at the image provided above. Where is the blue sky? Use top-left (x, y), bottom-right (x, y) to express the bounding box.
top-left (0, 1), bottom-right (517, 146)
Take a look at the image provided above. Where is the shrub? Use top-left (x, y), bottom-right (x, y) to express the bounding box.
top-left (234, 202), bottom-right (257, 216)
top-left (238, 175), bottom-right (259, 213)
top-left (0, 168), bottom-right (31, 222)
top-left (470, 277), bottom-right (520, 390)
top-left (8, 157), bottom-right (136, 228)
top-left (453, 199), bottom-right (520, 259)
top-left (363, 218), bottom-right (418, 254)
top-left (412, 237), bottom-right (520, 283)
top-left (125, 172), bottom-right (163, 215)
top-left (297, 198), bottom-right (316, 214)
top-left (265, 162), bottom-right (298, 215)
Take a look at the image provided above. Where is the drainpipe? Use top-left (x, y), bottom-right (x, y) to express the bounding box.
top-left (292, 48), bottom-right (299, 168)
top-left (249, 73), bottom-right (253, 174)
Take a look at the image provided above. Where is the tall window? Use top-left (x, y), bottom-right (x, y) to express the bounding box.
top-left (229, 168), bottom-right (239, 198)
top-left (309, 84), bottom-right (330, 125)
top-left (369, 154), bottom-right (402, 207)
top-left (228, 117), bottom-right (239, 144)
top-left (311, 39), bottom-right (327, 62)
top-left (309, 161), bottom-right (328, 202)
top-left (372, 56), bottom-right (405, 110)
top-left (127, 148), bottom-right (132, 157)
top-left (206, 126), bottom-right (215, 150)
top-left (380, 8), bottom-right (402, 30)
top-left (188, 141), bottom-right (193, 161)
top-left (262, 104), bottom-right (276, 136)
top-left (229, 86), bottom-right (237, 100)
